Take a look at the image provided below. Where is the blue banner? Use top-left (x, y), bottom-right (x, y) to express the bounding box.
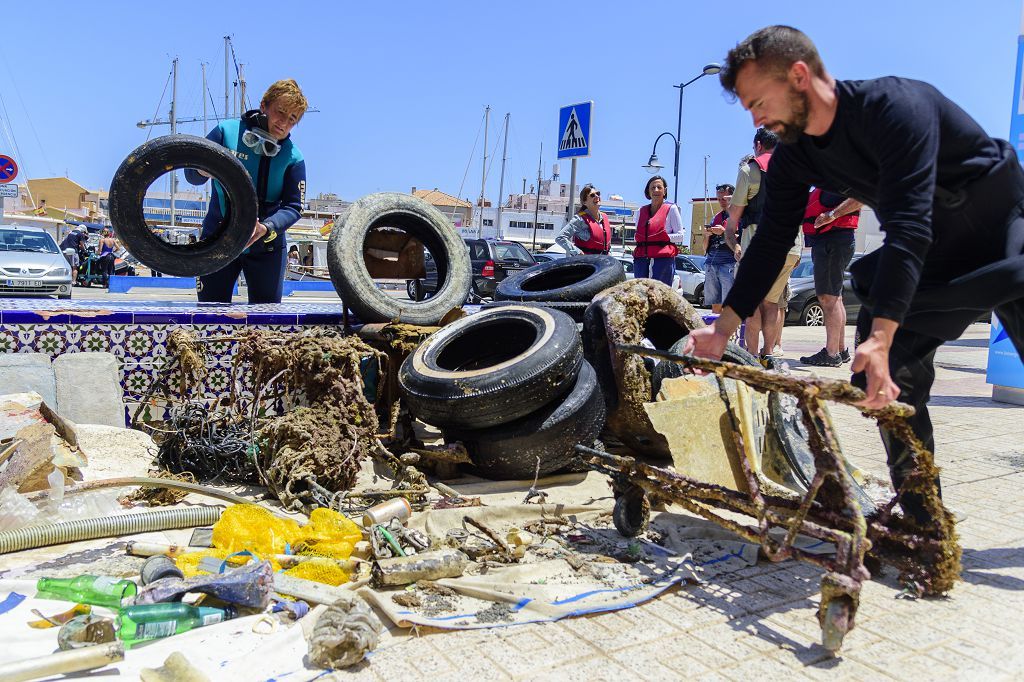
top-left (986, 314), bottom-right (1024, 389)
top-left (1011, 36), bottom-right (1024, 161)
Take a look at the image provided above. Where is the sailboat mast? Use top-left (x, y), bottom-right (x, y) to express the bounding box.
top-left (170, 57), bottom-right (178, 229)
top-left (477, 105), bottom-right (490, 238)
top-left (202, 61), bottom-right (209, 214)
top-left (496, 113), bottom-right (509, 240)
top-left (531, 143), bottom-right (543, 251)
top-left (224, 36), bottom-right (230, 119)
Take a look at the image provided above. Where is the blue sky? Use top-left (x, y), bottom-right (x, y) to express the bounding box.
top-left (1, 1), bottom-right (1021, 209)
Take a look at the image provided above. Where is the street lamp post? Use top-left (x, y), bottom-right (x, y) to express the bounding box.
top-left (642, 63), bottom-right (721, 205)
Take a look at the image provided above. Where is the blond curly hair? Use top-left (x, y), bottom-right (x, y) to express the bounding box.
top-left (261, 79), bottom-right (309, 121)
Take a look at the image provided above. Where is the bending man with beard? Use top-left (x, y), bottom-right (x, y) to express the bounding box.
top-left (684, 25), bottom-right (1024, 523)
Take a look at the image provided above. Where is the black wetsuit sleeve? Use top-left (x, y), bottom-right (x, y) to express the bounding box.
top-left (264, 160), bottom-right (306, 233)
top-left (863, 93), bottom-right (939, 324)
top-left (819, 190), bottom-right (845, 209)
top-left (722, 151), bottom-right (808, 319)
top-left (184, 127), bottom-right (225, 185)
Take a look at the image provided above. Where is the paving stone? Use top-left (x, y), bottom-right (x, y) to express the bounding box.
top-left (53, 351), bottom-right (124, 426)
top-left (0, 353), bottom-right (56, 407)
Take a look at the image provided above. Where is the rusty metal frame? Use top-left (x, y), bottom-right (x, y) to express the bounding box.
top-left (578, 345), bottom-right (960, 652)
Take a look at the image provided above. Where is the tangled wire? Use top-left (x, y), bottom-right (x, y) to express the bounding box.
top-left (155, 402), bottom-right (261, 485)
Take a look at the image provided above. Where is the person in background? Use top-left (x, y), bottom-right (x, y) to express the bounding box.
top-left (800, 188), bottom-right (863, 366)
top-left (555, 184), bottom-right (612, 255)
top-left (724, 128), bottom-right (796, 358)
top-left (288, 245), bottom-right (300, 266)
top-left (59, 225), bottom-right (87, 283)
top-left (185, 78), bottom-right (308, 304)
top-left (97, 228), bottom-right (119, 285)
top-left (633, 175), bottom-right (685, 285)
top-left (34, 199), bottom-right (47, 216)
top-left (703, 183), bottom-right (736, 313)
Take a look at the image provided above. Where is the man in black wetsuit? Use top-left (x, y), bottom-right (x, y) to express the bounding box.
top-left (685, 25), bottom-right (1024, 523)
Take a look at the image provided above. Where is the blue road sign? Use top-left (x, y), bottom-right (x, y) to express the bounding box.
top-left (557, 102), bottom-right (592, 159)
top-left (0, 155), bottom-right (18, 183)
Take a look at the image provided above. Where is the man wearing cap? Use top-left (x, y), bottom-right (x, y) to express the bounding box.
top-left (185, 79), bottom-right (307, 304)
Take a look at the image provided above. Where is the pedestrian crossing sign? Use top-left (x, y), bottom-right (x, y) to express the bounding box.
top-left (557, 101), bottom-right (592, 159)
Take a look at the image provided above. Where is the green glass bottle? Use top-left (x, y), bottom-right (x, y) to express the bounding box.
top-left (117, 603), bottom-right (235, 647)
top-left (36, 575), bottom-right (138, 609)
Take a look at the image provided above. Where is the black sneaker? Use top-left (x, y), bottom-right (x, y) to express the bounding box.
top-left (840, 348), bottom-right (851, 363)
top-left (800, 348), bottom-right (842, 367)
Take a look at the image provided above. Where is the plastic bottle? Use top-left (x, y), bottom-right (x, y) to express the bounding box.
top-left (36, 575), bottom-right (139, 609)
top-left (117, 603), bottom-right (235, 647)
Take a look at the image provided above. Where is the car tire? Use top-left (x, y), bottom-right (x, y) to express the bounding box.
top-left (802, 300), bottom-right (825, 326)
top-left (582, 279), bottom-right (707, 458)
top-left (694, 283), bottom-right (705, 308)
top-left (328, 193), bottom-right (471, 325)
top-left (480, 300), bottom-right (589, 323)
top-left (406, 279), bottom-right (424, 302)
top-left (399, 305), bottom-right (583, 429)
top-left (441, 361), bottom-right (605, 480)
top-left (494, 254), bottom-right (626, 303)
top-left (109, 135), bottom-right (257, 277)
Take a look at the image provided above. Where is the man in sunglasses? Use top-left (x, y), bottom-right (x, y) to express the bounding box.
top-left (185, 78), bottom-right (307, 303)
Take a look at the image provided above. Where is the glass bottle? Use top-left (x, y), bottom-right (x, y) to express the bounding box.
top-left (36, 575), bottom-right (138, 609)
top-left (117, 602), bottom-right (235, 647)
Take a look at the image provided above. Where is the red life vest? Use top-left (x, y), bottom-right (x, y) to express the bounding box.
top-left (633, 202), bottom-right (678, 259)
top-left (573, 211), bottom-right (613, 254)
top-left (802, 188), bottom-right (859, 236)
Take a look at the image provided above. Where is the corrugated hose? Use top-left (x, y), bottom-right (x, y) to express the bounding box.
top-left (0, 506), bottom-right (224, 555)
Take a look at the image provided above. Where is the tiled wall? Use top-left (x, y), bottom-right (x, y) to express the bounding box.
top-left (0, 299), bottom-right (347, 424)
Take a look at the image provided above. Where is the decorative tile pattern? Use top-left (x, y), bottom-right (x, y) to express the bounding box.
top-left (1, 298), bottom-right (347, 424)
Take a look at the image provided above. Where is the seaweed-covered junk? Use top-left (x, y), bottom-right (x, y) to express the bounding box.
top-left (583, 279), bottom-right (705, 458)
top-left (309, 594), bottom-right (382, 670)
top-left (580, 345), bottom-right (962, 654)
top-left (233, 329), bottom-right (387, 511)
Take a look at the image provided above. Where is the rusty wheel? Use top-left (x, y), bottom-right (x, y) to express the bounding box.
top-left (613, 485), bottom-right (650, 537)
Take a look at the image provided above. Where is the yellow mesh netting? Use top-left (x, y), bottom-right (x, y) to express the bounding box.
top-left (175, 505), bottom-right (362, 586)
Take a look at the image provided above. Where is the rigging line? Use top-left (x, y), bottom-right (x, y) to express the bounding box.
top-left (146, 67), bottom-right (173, 143)
top-left (228, 40), bottom-right (250, 112)
top-left (507, 120), bottom-right (529, 198)
top-left (449, 110), bottom-right (486, 221)
top-left (205, 68), bottom-right (221, 122)
top-left (0, 54), bottom-right (54, 176)
top-left (0, 88), bottom-right (32, 189)
top-left (481, 116), bottom-right (507, 189)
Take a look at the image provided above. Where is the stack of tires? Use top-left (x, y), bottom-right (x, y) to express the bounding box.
top-left (483, 254), bottom-right (627, 322)
top-left (398, 305), bottom-right (605, 480)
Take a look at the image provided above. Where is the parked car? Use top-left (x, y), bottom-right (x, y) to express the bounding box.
top-left (532, 252), bottom-right (565, 263)
top-left (674, 254), bottom-right (706, 307)
top-left (0, 224), bottom-right (74, 299)
top-left (785, 255), bottom-right (862, 326)
top-left (407, 238), bottom-right (537, 301)
top-left (611, 254), bottom-right (635, 279)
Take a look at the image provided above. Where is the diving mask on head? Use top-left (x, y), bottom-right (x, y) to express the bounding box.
top-left (241, 111), bottom-right (281, 157)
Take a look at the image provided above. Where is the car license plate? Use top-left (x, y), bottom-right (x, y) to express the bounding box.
top-left (5, 279), bottom-right (43, 287)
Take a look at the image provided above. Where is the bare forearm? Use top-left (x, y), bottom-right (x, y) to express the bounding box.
top-left (833, 198), bottom-right (862, 219)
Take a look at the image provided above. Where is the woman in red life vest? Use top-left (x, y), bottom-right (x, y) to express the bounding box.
top-left (555, 184), bottom-right (613, 255)
top-left (633, 175), bottom-right (685, 285)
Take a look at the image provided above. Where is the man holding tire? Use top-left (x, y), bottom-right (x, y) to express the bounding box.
top-left (185, 79), bottom-right (308, 303)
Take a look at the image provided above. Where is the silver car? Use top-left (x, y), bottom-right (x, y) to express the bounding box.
top-left (0, 225), bottom-right (74, 299)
